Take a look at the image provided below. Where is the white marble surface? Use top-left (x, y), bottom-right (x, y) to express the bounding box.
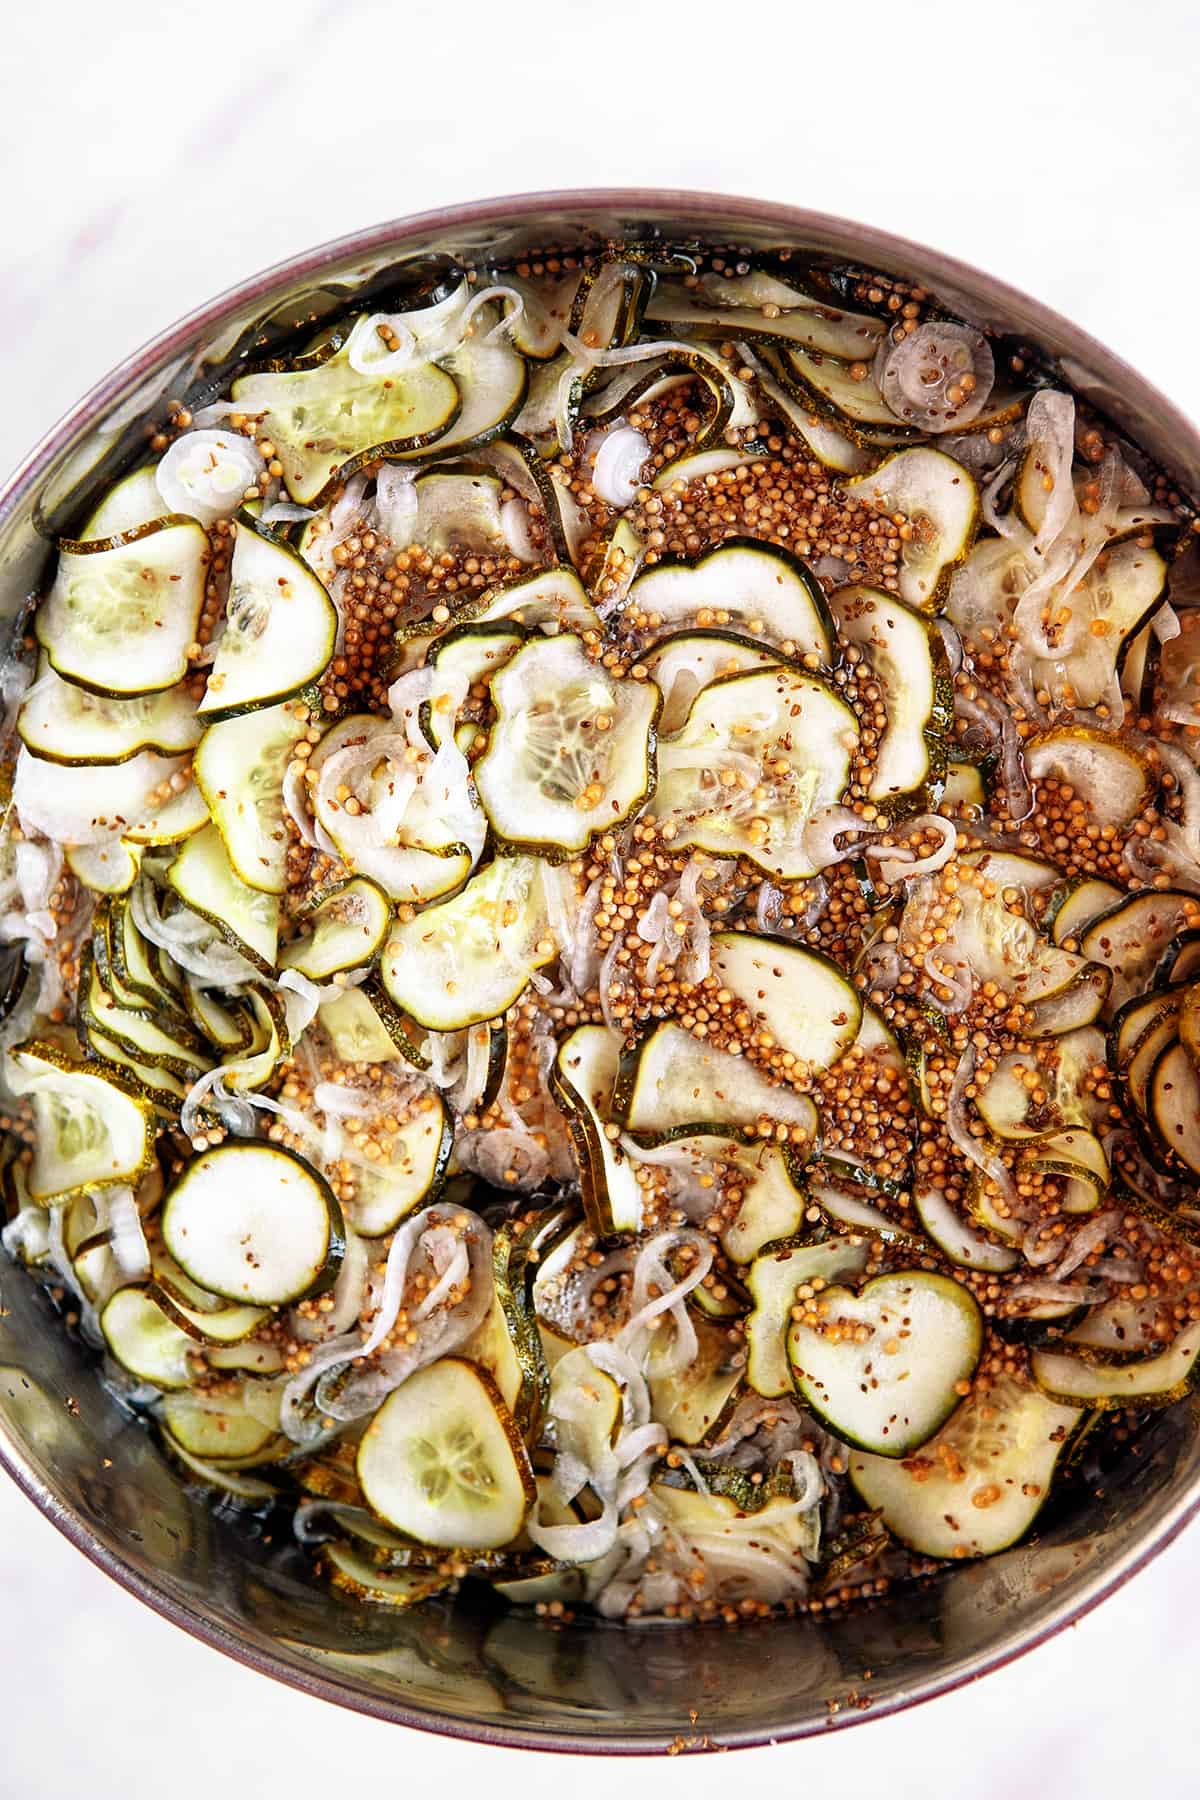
top-left (3, 0), bottom-right (1200, 1791)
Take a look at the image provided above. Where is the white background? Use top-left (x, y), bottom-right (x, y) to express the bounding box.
top-left (3, 0), bottom-right (1200, 1792)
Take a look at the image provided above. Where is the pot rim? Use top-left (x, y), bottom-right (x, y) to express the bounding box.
top-left (2, 186), bottom-right (1199, 1752)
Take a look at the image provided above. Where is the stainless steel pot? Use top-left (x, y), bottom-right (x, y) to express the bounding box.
top-left (2, 190), bottom-right (1197, 1753)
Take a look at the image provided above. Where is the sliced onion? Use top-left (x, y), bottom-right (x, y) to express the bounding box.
top-left (591, 427), bottom-right (650, 507)
top-left (867, 815), bottom-right (958, 885)
top-left (155, 429), bottom-right (265, 526)
top-left (345, 313), bottom-right (417, 376)
top-left (107, 1184), bottom-right (150, 1279)
top-left (500, 496), bottom-right (537, 563)
top-left (373, 463), bottom-right (418, 547)
top-left (946, 1046), bottom-right (1016, 1204)
top-left (875, 322), bottom-right (995, 431)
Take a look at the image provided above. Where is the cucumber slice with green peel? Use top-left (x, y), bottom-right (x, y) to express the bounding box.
top-left (381, 856), bottom-right (554, 1031)
top-left (105, 895), bottom-right (193, 1021)
top-left (36, 518), bottom-right (208, 696)
top-left (198, 521), bottom-right (337, 720)
top-left (357, 1356), bottom-right (535, 1550)
top-left (912, 1179), bottom-right (1019, 1273)
top-left (7, 1041), bottom-right (155, 1200)
top-left (627, 541), bottom-right (834, 663)
top-left (1113, 986), bottom-right (1180, 1068)
top-left (281, 876), bottom-right (391, 980)
top-left (161, 1389), bottom-right (281, 1462)
top-left (640, 628), bottom-right (784, 733)
top-left (400, 309), bottom-right (527, 461)
top-left (655, 667), bottom-right (858, 879)
top-left (782, 346), bottom-right (903, 429)
top-left (645, 278), bottom-right (885, 361)
top-left (1148, 1039), bottom-right (1200, 1174)
top-left (183, 980), bottom-right (254, 1054)
top-left (942, 760), bottom-right (987, 811)
top-left (461, 1221), bottom-right (550, 1438)
top-left (207, 1340), bottom-right (285, 1376)
top-left (1049, 877), bottom-right (1124, 947)
top-left (473, 635), bottom-right (658, 858)
top-left (1032, 1320), bottom-right (1200, 1406)
top-left (65, 840), bottom-right (142, 895)
top-left (79, 466), bottom-right (169, 540)
top-left (707, 932), bottom-right (863, 1073)
top-left (85, 1028), bottom-right (192, 1109)
top-left (1034, 540), bottom-right (1169, 710)
top-left (720, 1143), bottom-right (810, 1265)
top-left (123, 778), bottom-right (211, 846)
top-left (231, 327), bottom-right (461, 503)
top-left (323, 1542), bottom-right (456, 1608)
top-left (194, 701), bottom-right (309, 893)
top-left (848, 1381), bottom-right (1083, 1558)
top-left (12, 746), bottom-right (193, 850)
top-left (1026, 729), bottom-right (1153, 830)
top-left (551, 1024), bottom-right (644, 1235)
top-left (927, 878), bottom-right (1089, 1009)
top-left (221, 986), bottom-right (289, 1093)
top-left (646, 1315), bottom-right (746, 1447)
top-left (466, 566), bottom-right (601, 634)
top-left (423, 624), bottom-right (525, 749)
top-left (162, 1142), bottom-right (344, 1306)
top-left (409, 469), bottom-right (507, 552)
top-left (308, 714), bottom-right (474, 905)
top-left (99, 1286), bottom-right (194, 1389)
top-left (1081, 890), bottom-right (1200, 1016)
top-left (345, 1094), bottom-right (452, 1237)
top-left (845, 449), bottom-right (980, 612)
top-left (18, 660), bottom-right (200, 765)
top-left (788, 1270), bottom-right (983, 1455)
top-left (318, 983), bottom-right (427, 1067)
top-left (153, 1286), bottom-right (272, 1347)
top-left (166, 825), bottom-right (279, 970)
top-left (828, 585), bottom-right (951, 811)
top-left (79, 949), bottom-right (209, 1078)
top-left (745, 1235), bottom-right (871, 1398)
top-left (1125, 1008), bottom-right (1181, 1120)
top-left (1156, 930), bottom-right (1200, 987)
top-left (616, 1021), bottom-right (819, 1147)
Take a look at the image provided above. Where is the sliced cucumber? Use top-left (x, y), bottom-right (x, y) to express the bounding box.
top-left (12, 745), bottom-right (193, 850)
top-left (616, 1021), bottom-right (819, 1146)
top-left (707, 931), bottom-right (862, 1073)
top-left (720, 1142), bottom-right (809, 1265)
top-left (154, 1286), bottom-right (271, 1348)
top-left (18, 660), bottom-right (199, 766)
top-left (123, 778), bottom-right (211, 846)
top-left (1080, 889), bottom-right (1200, 1015)
top-left (345, 1094), bottom-right (451, 1237)
top-left (194, 701), bottom-right (308, 894)
top-left (1033, 1321), bottom-right (1200, 1406)
top-left (1026, 729), bottom-right (1152, 830)
top-left (357, 1356), bottom-right (534, 1549)
top-left (655, 667), bottom-right (859, 879)
top-left (162, 1142), bottom-right (344, 1306)
top-left (627, 541), bottom-right (834, 663)
top-left (407, 313), bottom-right (527, 460)
top-left (199, 521), bottom-right (337, 719)
top-left (408, 469), bottom-right (506, 553)
top-left (166, 825), bottom-right (279, 970)
top-left (65, 840), bottom-right (142, 895)
top-left (829, 585), bottom-right (950, 810)
top-left (161, 1388), bottom-right (280, 1462)
top-left (646, 1315), bottom-right (745, 1447)
top-left (79, 949), bottom-right (208, 1079)
top-left (845, 449), bottom-right (979, 611)
top-left (913, 1179), bottom-right (1019, 1273)
top-left (1148, 1039), bottom-right (1200, 1174)
top-left (849, 1381), bottom-right (1082, 1558)
top-left (745, 1235), bottom-right (871, 1398)
top-left (318, 982), bottom-right (427, 1067)
top-left (7, 1042), bottom-right (155, 1200)
top-left (942, 760), bottom-right (987, 811)
top-left (80, 465), bottom-right (169, 540)
top-left (551, 1025), bottom-right (644, 1235)
top-left (281, 876), bottom-right (391, 980)
top-left (231, 328), bottom-right (461, 503)
top-left (788, 1271), bottom-right (982, 1455)
top-left (36, 519), bottom-right (208, 697)
top-left (644, 278), bottom-right (885, 360)
top-left (381, 856), bottom-right (554, 1030)
top-left (473, 635), bottom-right (658, 857)
top-left (423, 624), bottom-right (525, 749)
top-left (1050, 877), bottom-right (1124, 947)
top-left (640, 629), bottom-right (782, 734)
top-left (1037, 540), bottom-right (1168, 710)
top-left (782, 345), bottom-right (905, 429)
top-left (99, 1286), bottom-right (194, 1389)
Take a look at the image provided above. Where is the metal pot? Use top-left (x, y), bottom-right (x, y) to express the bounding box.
top-left (2, 190), bottom-right (1197, 1753)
